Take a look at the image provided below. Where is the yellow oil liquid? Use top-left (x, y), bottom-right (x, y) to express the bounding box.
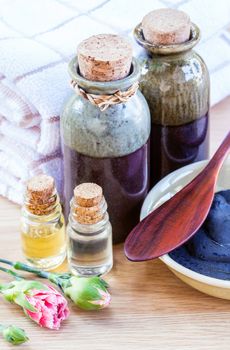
top-left (21, 215), bottom-right (66, 269)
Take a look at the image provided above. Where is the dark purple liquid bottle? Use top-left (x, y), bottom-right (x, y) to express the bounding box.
top-left (135, 20), bottom-right (210, 186)
top-left (63, 141), bottom-right (150, 243)
top-left (150, 113), bottom-right (209, 184)
top-left (61, 58), bottom-right (151, 243)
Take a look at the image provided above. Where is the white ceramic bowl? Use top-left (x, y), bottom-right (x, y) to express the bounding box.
top-left (141, 157), bottom-right (230, 299)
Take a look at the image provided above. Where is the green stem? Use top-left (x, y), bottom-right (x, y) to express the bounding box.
top-left (0, 259), bottom-right (69, 291)
top-left (0, 259), bottom-right (13, 266)
top-left (0, 266), bottom-right (23, 280)
top-left (0, 259), bottom-right (49, 279)
top-left (14, 262), bottom-right (49, 279)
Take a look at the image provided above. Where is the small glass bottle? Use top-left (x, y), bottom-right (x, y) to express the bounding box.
top-left (67, 183), bottom-right (113, 277)
top-left (20, 175), bottom-right (66, 270)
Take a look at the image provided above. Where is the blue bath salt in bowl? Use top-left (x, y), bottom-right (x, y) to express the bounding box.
top-left (169, 189), bottom-right (230, 280)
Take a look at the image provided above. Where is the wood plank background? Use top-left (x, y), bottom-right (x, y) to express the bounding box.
top-left (0, 96), bottom-right (229, 350)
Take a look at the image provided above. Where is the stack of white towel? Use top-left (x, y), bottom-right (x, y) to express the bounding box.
top-left (0, 0), bottom-right (74, 203)
top-left (0, 0), bottom-right (229, 204)
top-left (0, 51), bottom-right (70, 203)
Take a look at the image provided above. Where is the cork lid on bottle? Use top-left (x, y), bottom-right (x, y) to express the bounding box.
top-left (73, 183), bottom-right (104, 224)
top-left (77, 34), bottom-right (133, 82)
top-left (26, 174), bottom-right (56, 215)
top-left (142, 8), bottom-right (191, 45)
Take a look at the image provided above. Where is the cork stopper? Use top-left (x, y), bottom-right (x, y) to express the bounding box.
top-left (77, 34), bottom-right (132, 82)
top-left (142, 8), bottom-right (191, 45)
top-left (73, 183), bottom-right (104, 224)
top-left (74, 183), bottom-right (103, 207)
top-left (26, 175), bottom-right (57, 215)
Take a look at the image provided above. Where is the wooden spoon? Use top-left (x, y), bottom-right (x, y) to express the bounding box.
top-left (124, 131), bottom-right (230, 262)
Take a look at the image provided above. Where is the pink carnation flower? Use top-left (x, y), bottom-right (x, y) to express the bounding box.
top-left (25, 285), bottom-right (69, 330)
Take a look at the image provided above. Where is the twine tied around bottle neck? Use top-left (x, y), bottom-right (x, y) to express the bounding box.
top-left (70, 80), bottom-right (139, 111)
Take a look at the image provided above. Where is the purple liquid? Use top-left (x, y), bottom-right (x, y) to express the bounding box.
top-left (150, 113), bottom-right (209, 185)
top-left (63, 141), bottom-right (150, 243)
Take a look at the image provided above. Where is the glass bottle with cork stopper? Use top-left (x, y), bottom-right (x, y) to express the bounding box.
top-left (67, 183), bottom-right (113, 277)
top-left (134, 8), bottom-right (210, 185)
top-left (61, 34), bottom-right (151, 244)
top-left (20, 175), bottom-right (66, 270)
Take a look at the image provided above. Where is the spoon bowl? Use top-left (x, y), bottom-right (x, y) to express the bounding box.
top-left (124, 131), bottom-right (230, 262)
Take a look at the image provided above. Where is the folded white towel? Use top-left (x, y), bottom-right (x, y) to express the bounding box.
top-left (0, 79), bottom-right (40, 128)
top-left (0, 169), bottom-right (24, 204)
top-left (0, 79), bottom-right (63, 155)
top-left (0, 134), bottom-right (61, 175)
top-left (0, 52), bottom-right (71, 155)
top-left (0, 117), bottom-right (40, 150)
top-left (0, 135), bottom-right (63, 204)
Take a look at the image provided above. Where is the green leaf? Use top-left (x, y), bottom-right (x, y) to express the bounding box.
top-left (1, 286), bottom-right (17, 302)
top-left (97, 277), bottom-right (109, 289)
top-left (14, 293), bottom-right (37, 312)
top-left (16, 280), bottom-right (48, 293)
top-left (0, 281), bottom-right (14, 292)
top-left (0, 280), bottom-right (48, 303)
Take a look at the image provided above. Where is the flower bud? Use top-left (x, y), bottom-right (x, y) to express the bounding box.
top-left (63, 276), bottom-right (111, 310)
top-left (2, 325), bottom-right (29, 345)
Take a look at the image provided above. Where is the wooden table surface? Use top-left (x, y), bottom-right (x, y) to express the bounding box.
top-left (0, 97), bottom-right (230, 350)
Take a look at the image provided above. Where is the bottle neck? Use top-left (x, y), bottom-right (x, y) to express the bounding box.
top-left (69, 196), bottom-right (109, 234)
top-left (68, 57), bottom-right (140, 95)
top-left (145, 49), bottom-right (192, 60)
top-left (134, 22), bottom-right (200, 57)
top-left (22, 191), bottom-right (62, 223)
